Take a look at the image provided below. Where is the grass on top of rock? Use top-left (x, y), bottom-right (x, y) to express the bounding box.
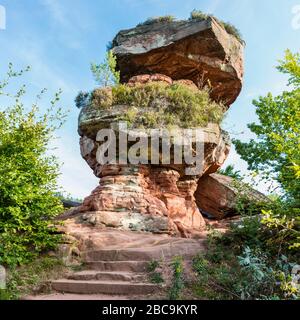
top-left (87, 82), bottom-right (225, 129)
top-left (135, 11), bottom-right (243, 44)
top-left (189, 10), bottom-right (243, 43)
top-left (137, 15), bottom-right (176, 27)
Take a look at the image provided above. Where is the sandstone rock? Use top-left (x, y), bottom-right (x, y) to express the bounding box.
top-left (112, 17), bottom-right (244, 106)
top-left (79, 112), bottom-right (231, 178)
top-left (59, 222), bottom-right (206, 253)
top-left (173, 79), bottom-right (199, 91)
top-left (195, 173), bottom-right (269, 219)
top-left (77, 165), bottom-right (206, 237)
top-left (76, 87), bottom-right (230, 236)
top-left (128, 74), bottom-right (173, 86)
top-left (73, 16), bottom-right (246, 237)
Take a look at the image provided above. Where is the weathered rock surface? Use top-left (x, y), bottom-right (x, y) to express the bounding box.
top-left (79, 116), bottom-right (231, 177)
top-left (76, 90), bottom-right (231, 236)
top-left (112, 17), bottom-right (244, 106)
top-left (74, 165), bottom-right (205, 237)
top-left (25, 228), bottom-right (207, 299)
top-left (195, 173), bottom-right (269, 219)
top-left (76, 120), bottom-right (230, 236)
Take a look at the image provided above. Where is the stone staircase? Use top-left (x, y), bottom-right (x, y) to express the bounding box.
top-left (51, 249), bottom-right (158, 296)
top-left (24, 230), bottom-right (208, 300)
top-left (50, 239), bottom-right (206, 298)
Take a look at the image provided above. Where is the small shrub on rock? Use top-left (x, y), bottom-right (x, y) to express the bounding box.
top-left (137, 15), bottom-right (176, 27)
top-left (109, 82), bottom-right (225, 128)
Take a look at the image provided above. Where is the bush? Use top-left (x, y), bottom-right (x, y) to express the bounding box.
top-left (189, 10), bottom-right (243, 43)
top-left (218, 164), bottom-right (243, 180)
top-left (0, 64), bottom-right (66, 267)
top-left (221, 22), bottom-right (243, 43)
top-left (261, 206), bottom-right (300, 251)
top-left (91, 50), bottom-right (120, 87)
top-left (192, 228), bottom-right (300, 300)
top-left (168, 256), bottom-right (184, 300)
top-left (233, 51), bottom-right (300, 205)
top-left (0, 256), bottom-right (66, 300)
top-left (189, 10), bottom-right (208, 21)
top-left (137, 15), bottom-right (176, 27)
top-left (75, 91), bottom-right (90, 109)
top-left (87, 82), bottom-right (225, 129)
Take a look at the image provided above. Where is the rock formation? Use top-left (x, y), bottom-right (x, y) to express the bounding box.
top-left (112, 17), bottom-right (244, 106)
top-left (73, 17), bottom-right (246, 237)
top-left (195, 174), bottom-right (268, 219)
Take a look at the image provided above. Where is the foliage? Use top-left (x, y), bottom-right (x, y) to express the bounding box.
top-left (0, 256), bottom-right (66, 300)
top-left (75, 91), bottom-right (90, 109)
top-left (137, 15), bottom-right (176, 27)
top-left (149, 272), bottom-right (164, 284)
top-left (135, 11), bottom-right (243, 43)
top-left (147, 259), bottom-right (160, 273)
top-left (233, 50), bottom-right (300, 205)
top-left (277, 51), bottom-right (300, 87)
top-left (55, 192), bottom-right (83, 204)
top-left (189, 10), bottom-right (243, 43)
top-left (147, 259), bottom-right (164, 284)
top-left (221, 22), bottom-right (243, 43)
top-left (192, 228), bottom-right (300, 300)
top-left (91, 50), bottom-right (120, 87)
top-left (188, 51), bottom-right (300, 300)
top-left (168, 256), bottom-right (184, 300)
top-left (108, 82), bottom-right (224, 128)
top-left (0, 64), bottom-right (66, 267)
top-left (189, 9), bottom-right (208, 21)
top-left (218, 164), bottom-right (243, 180)
top-left (91, 88), bottom-right (113, 109)
top-left (261, 206), bottom-right (300, 251)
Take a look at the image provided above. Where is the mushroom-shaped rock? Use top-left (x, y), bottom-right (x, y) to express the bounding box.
top-left (112, 17), bottom-right (244, 106)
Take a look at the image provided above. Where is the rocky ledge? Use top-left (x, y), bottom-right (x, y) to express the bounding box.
top-left (112, 17), bottom-right (244, 106)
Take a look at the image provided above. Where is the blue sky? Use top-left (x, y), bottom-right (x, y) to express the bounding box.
top-left (0, 0), bottom-right (299, 198)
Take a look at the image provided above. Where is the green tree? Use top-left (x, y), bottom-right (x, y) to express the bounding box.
top-left (90, 50), bottom-right (120, 87)
top-left (218, 164), bottom-right (243, 180)
top-left (233, 50), bottom-right (300, 205)
top-left (0, 64), bottom-right (66, 266)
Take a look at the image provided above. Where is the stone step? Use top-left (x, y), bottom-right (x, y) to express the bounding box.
top-left (23, 293), bottom-right (129, 300)
top-left (84, 249), bottom-right (158, 262)
top-left (52, 279), bottom-right (158, 295)
top-left (67, 270), bottom-right (144, 282)
top-left (84, 260), bottom-right (149, 272)
top-left (84, 241), bottom-right (206, 262)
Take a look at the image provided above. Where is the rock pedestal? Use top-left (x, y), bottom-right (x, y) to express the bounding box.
top-left (72, 17), bottom-right (245, 237)
top-left (79, 164), bottom-right (205, 237)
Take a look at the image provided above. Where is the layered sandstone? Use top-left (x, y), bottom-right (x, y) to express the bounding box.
top-left (195, 174), bottom-right (269, 219)
top-left (112, 17), bottom-right (244, 106)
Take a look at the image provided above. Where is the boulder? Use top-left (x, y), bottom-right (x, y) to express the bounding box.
top-left (195, 173), bottom-right (269, 219)
top-left (112, 17), bottom-right (244, 106)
